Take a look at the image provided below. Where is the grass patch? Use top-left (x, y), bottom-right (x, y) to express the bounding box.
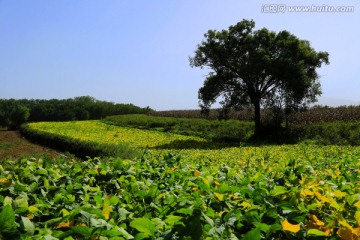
top-left (0, 142), bottom-right (13, 148)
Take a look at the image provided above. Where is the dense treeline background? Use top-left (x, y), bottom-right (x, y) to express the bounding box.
top-left (0, 96), bottom-right (152, 129)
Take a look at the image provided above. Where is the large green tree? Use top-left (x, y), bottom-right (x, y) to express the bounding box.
top-left (190, 19), bottom-right (329, 135)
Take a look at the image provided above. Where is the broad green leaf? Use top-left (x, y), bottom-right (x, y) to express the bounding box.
top-left (14, 181), bottom-right (27, 192)
top-left (21, 216), bottom-right (35, 235)
top-left (90, 218), bottom-right (109, 228)
top-left (36, 167), bottom-right (48, 175)
top-left (270, 186), bottom-right (287, 196)
top-left (176, 207), bottom-right (193, 215)
top-left (3, 196), bottom-right (13, 206)
top-left (63, 237), bottom-right (75, 240)
top-left (102, 204), bottom-right (113, 220)
top-left (348, 194), bottom-right (360, 205)
top-left (130, 218), bottom-right (155, 237)
top-left (307, 229), bottom-right (327, 236)
top-left (66, 194), bottom-right (75, 203)
top-left (116, 226), bottom-right (134, 239)
top-left (164, 215), bottom-right (183, 226)
top-left (355, 211), bottom-right (360, 226)
top-left (44, 235), bottom-right (60, 240)
top-left (45, 217), bottom-right (63, 227)
top-left (134, 232), bottom-right (150, 240)
top-left (0, 205), bottom-right (16, 233)
top-left (14, 197), bottom-right (29, 210)
top-left (214, 192), bottom-right (224, 201)
top-left (108, 195), bottom-right (120, 206)
top-left (64, 237), bottom-right (75, 240)
top-left (43, 177), bottom-right (50, 190)
top-left (118, 208), bottom-right (130, 221)
top-left (60, 208), bottom-right (70, 217)
top-left (243, 227), bottom-right (261, 240)
top-left (28, 205), bottom-right (40, 213)
top-left (254, 223), bottom-right (270, 233)
top-left (71, 226), bottom-right (92, 239)
top-left (202, 212), bottom-right (214, 227)
top-left (94, 195), bottom-right (103, 207)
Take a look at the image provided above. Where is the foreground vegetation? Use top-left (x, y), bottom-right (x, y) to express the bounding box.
top-left (3, 114), bottom-right (360, 239)
top-left (1, 144), bottom-right (360, 239)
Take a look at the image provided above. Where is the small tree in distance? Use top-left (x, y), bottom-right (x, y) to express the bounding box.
top-left (189, 19), bottom-right (329, 136)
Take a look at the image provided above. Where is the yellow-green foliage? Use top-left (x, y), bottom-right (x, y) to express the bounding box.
top-left (9, 120), bottom-right (360, 238)
top-left (27, 121), bottom-right (206, 149)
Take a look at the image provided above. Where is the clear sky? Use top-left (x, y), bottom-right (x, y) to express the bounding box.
top-left (1, 0), bottom-right (359, 110)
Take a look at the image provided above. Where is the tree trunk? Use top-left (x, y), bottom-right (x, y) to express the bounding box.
top-left (285, 115), bottom-right (289, 129)
top-left (254, 98), bottom-right (261, 136)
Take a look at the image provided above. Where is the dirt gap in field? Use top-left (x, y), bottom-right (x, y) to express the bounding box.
top-left (0, 130), bottom-right (59, 159)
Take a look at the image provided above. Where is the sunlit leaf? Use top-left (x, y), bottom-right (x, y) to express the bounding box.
top-left (307, 229), bottom-right (326, 236)
top-left (282, 219), bottom-right (300, 233)
top-left (354, 201), bottom-right (360, 209)
top-left (240, 201), bottom-right (252, 209)
top-left (102, 204), bottom-right (113, 220)
top-left (21, 216), bottom-right (35, 235)
top-left (355, 211), bottom-right (360, 226)
top-left (310, 214), bottom-right (325, 226)
top-left (214, 192), bottom-right (224, 201)
top-left (270, 186), bottom-right (287, 196)
top-left (28, 206), bottom-right (40, 213)
top-left (130, 218), bottom-right (155, 237)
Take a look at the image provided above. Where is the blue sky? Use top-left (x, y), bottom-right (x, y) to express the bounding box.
top-left (0, 1), bottom-right (359, 110)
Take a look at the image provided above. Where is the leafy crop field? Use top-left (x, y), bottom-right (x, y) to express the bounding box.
top-left (1, 145), bottom-right (360, 239)
top-left (2, 120), bottom-right (360, 239)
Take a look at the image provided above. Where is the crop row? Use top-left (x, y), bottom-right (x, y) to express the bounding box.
top-left (20, 121), bottom-right (207, 158)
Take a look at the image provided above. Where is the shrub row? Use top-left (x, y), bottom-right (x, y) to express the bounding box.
top-left (303, 121), bottom-right (360, 145)
top-left (104, 114), bottom-right (360, 146)
top-left (103, 114), bottom-right (254, 143)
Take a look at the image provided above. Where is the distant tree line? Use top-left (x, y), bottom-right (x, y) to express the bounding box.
top-left (0, 96), bottom-right (153, 130)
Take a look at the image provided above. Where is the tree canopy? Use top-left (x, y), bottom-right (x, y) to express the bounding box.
top-left (190, 19), bottom-right (329, 135)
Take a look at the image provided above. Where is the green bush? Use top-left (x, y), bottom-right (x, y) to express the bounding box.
top-left (302, 121), bottom-right (360, 145)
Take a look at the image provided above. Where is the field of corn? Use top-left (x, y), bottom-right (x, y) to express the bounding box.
top-left (150, 105), bottom-right (360, 125)
top-left (1, 118), bottom-right (360, 239)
